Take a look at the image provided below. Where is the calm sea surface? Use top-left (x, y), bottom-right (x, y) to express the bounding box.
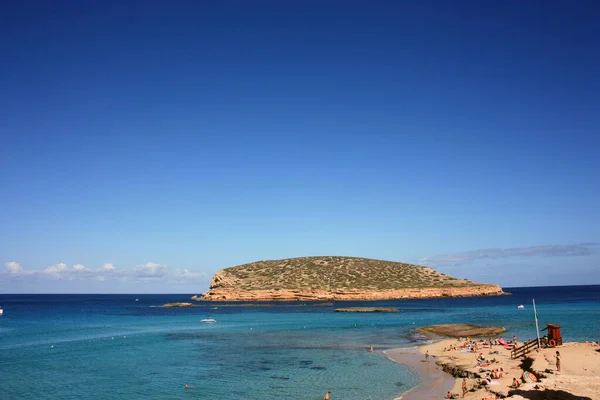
top-left (1, 285), bottom-right (599, 400)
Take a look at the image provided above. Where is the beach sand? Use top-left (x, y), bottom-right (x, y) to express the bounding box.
top-left (385, 346), bottom-right (455, 399)
top-left (395, 338), bottom-right (600, 400)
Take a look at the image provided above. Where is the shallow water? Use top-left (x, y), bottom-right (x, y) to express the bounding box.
top-left (384, 347), bottom-right (454, 400)
top-left (0, 285), bottom-right (598, 399)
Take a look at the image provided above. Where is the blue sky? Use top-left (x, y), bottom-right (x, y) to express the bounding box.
top-left (1, 1), bottom-right (599, 293)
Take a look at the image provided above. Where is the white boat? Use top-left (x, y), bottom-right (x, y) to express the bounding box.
top-left (0, 307), bottom-right (3, 315)
top-left (135, 299), bottom-right (139, 302)
top-left (518, 305), bottom-right (524, 309)
top-left (201, 318), bottom-right (216, 323)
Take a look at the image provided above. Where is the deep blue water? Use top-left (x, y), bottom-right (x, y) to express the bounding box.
top-left (0, 285), bottom-right (599, 400)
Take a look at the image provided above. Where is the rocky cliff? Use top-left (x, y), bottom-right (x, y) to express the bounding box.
top-left (196, 256), bottom-right (506, 301)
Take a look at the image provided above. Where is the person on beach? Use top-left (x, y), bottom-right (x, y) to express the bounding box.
top-left (462, 378), bottom-right (468, 398)
top-left (511, 377), bottom-right (520, 388)
top-left (425, 350), bottom-right (429, 362)
top-left (323, 391), bottom-right (331, 399)
top-left (555, 351), bottom-right (561, 372)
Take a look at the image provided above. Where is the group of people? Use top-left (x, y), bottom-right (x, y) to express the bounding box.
top-left (443, 335), bottom-right (520, 356)
top-left (476, 352), bottom-right (499, 368)
top-left (489, 336), bottom-right (519, 348)
top-left (446, 335), bottom-right (518, 352)
top-left (442, 337), bottom-right (481, 353)
top-left (489, 368), bottom-right (504, 379)
top-left (439, 336), bottom-right (565, 400)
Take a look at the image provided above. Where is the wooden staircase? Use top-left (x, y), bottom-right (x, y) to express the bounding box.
top-left (511, 339), bottom-right (539, 359)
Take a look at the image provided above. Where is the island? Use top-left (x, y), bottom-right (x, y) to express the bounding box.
top-left (195, 256), bottom-right (506, 301)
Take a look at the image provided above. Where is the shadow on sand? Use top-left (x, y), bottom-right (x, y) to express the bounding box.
top-left (509, 389), bottom-right (592, 400)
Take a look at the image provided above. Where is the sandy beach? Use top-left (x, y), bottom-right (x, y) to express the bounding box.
top-left (385, 346), bottom-right (454, 399)
top-left (388, 338), bottom-right (600, 400)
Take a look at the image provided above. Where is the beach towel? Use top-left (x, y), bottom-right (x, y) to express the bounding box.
top-left (498, 338), bottom-right (508, 345)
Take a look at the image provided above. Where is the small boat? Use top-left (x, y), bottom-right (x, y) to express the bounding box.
top-left (135, 299), bottom-right (139, 302)
top-left (0, 306), bottom-right (3, 315)
top-left (518, 305), bottom-right (524, 309)
top-left (201, 318), bottom-right (216, 323)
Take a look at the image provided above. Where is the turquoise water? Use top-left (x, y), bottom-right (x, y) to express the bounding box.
top-left (0, 286), bottom-right (599, 399)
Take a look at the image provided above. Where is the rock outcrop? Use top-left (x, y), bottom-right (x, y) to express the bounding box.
top-left (197, 256), bottom-right (506, 301)
top-left (161, 302), bottom-right (195, 307)
top-left (417, 323), bottom-right (506, 338)
top-left (334, 307), bottom-right (398, 312)
top-left (199, 285), bottom-right (504, 301)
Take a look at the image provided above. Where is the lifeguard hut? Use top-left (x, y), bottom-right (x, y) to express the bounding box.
top-left (542, 323), bottom-right (563, 347)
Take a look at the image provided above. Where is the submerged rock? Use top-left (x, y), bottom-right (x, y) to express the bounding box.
top-left (334, 307), bottom-right (398, 312)
top-left (161, 302), bottom-right (195, 307)
top-left (417, 324), bottom-right (505, 338)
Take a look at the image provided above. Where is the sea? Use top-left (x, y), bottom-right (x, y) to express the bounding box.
top-left (1, 285), bottom-right (599, 400)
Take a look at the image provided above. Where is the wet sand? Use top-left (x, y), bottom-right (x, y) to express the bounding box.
top-left (385, 345), bottom-right (454, 399)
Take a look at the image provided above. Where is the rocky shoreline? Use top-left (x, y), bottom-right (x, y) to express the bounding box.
top-left (195, 284), bottom-right (506, 301)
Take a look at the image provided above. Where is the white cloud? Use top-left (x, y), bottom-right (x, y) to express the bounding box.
top-left (5, 261), bottom-right (22, 274)
top-left (2, 260), bottom-right (208, 286)
top-left (44, 263), bottom-right (68, 275)
top-left (173, 269), bottom-right (208, 282)
top-left (73, 264), bottom-right (87, 271)
top-left (420, 243), bottom-right (598, 267)
top-left (102, 263), bottom-right (116, 271)
top-left (135, 262), bottom-right (168, 279)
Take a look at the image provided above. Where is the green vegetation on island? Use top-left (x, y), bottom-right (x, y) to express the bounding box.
top-left (211, 256), bottom-right (475, 291)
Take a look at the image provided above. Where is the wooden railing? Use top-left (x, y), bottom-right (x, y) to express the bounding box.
top-left (511, 339), bottom-right (539, 359)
